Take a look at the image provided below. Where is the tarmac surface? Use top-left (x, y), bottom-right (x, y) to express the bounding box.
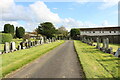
top-left (7, 40), bottom-right (84, 78)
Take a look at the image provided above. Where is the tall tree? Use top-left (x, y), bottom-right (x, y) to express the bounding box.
top-left (4, 24), bottom-right (14, 36)
top-left (37, 22), bottom-right (56, 38)
top-left (57, 26), bottom-right (68, 36)
top-left (70, 28), bottom-right (80, 40)
top-left (16, 27), bottom-right (25, 38)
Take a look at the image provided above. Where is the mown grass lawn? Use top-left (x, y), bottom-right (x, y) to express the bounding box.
top-left (74, 40), bottom-right (120, 79)
top-left (0, 40), bottom-right (65, 78)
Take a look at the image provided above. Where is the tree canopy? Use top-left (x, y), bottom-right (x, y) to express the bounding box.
top-left (16, 27), bottom-right (25, 38)
top-left (37, 22), bottom-right (56, 38)
top-left (4, 24), bottom-right (14, 36)
top-left (70, 28), bottom-right (80, 40)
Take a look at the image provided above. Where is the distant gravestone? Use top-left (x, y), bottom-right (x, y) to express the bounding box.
top-left (4, 42), bottom-right (10, 53)
top-left (25, 42), bottom-right (28, 48)
top-left (20, 42), bottom-right (25, 49)
top-left (96, 38), bottom-right (100, 49)
top-left (115, 48), bottom-right (120, 57)
top-left (31, 41), bottom-right (33, 47)
top-left (105, 38), bottom-right (109, 50)
top-left (28, 41), bottom-right (31, 48)
top-left (10, 42), bottom-right (16, 52)
top-left (102, 38), bottom-right (106, 50)
top-left (18, 44), bottom-right (21, 50)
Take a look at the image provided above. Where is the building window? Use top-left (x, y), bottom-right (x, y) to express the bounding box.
top-left (93, 31), bottom-right (95, 33)
top-left (114, 31), bottom-right (116, 33)
top-left (109, 31), bottom-right (111, 33)
top-left (102, 31), bottom-right (104, 33)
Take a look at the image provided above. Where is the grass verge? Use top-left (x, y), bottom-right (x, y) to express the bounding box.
top-left (0, 40), bottom-right (65, 78)
top-left (74, 40), bottom-right (120, 79)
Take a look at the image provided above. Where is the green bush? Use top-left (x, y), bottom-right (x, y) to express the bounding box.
top-left (0, 33), bottom-right (13, 44)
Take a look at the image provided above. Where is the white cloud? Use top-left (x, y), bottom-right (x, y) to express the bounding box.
top-left (98, 0), bottom-right (119, 9)
top-left (0, 0), bottom-right (115, 32)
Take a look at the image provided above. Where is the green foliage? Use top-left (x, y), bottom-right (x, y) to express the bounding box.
top-left (16, 27), bottom-right (25, 38)
top-left (0, 33), bottom-right (13, 44)
top-left (56, 26), bottom-right (68, 37)
top-left (37, 22), bottom-right (56, 38)
top-left (70, 28), bottom-right (80, 40)
top-left (4, 24), bottom-right (14, 36)
top-left (23, 34), bottom-right (30, 41)
top-left (74, 40), bottom-right (120, 78)
top-left (1, 40), bottom-right (65, 78)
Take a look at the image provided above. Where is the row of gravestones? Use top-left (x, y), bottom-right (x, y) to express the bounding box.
top-left (0, 37), bottom-right (57, 55)
top-left (81, 37), bottom-right (120, 58)
top-left (81, 37), bottom-right (94, 46)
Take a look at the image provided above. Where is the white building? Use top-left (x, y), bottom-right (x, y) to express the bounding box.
top-left (80, 27), bottom-right (120, 44)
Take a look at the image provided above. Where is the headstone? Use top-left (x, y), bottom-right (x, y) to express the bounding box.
top-left (28, 41), bottom-right (31, 48)
top-left (102, 38), bottom-right (106, 51)
top-left (25, 42), bottom-right (28, 48)
top-left (20, 42), bottom-right (25, 49)
top-left (114, 48), bottom-right (120, 57)
top-left (35, 41), bottom-right (37, 46)
top-left (4, 42), bottom-right (10, 53)
top-left (105, 38), bottom-right (109, 50)
top-left (96, 38), bottom-right (100, 49)
top-left (10, 42), bottom-right (16, 52)
top-left (18, 44), bottom-right (21, 50)
top-left (31, 41), bottom-right (33, 47)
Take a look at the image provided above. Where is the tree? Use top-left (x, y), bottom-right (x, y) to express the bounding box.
top-left (70, 28), bottom-right (80, 40)
top-left (4, 24), bottom-right (14, 36)
top-left (57, 26), bottom-right (68, 36)
top-left (16, 27), bottom-right (25, 38)
top-left (37, 22), bottom-right (56, 38)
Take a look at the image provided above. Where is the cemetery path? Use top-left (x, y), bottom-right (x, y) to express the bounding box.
top-left (7, 40), bottom-right (84, 78)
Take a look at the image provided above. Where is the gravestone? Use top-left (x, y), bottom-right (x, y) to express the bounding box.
top-left (18, 44), bottom-right (21, 50)
top-left (28, 41), bottom-right (31, 48)
top-left (105, 38), bottom-right (109, 50)
top-left (4, 42), bottom-right (10, 53)
top-left (114, 48), bottom-right (120, 57)
top-left (10, 42), bottom-right (16, 52)
top-left (25, 42), bottom-right (28, 48)
top-left (96, 38), bottom-right (100, 49)
top-left (31, 41), bottom-right (33, 47)
top-left (35, 41), bottom-right (37, 46)
top-left (20, 42), bottom-right (25, 49)
top-left (90, 38), bottom-right (94, 46)
top-left (102, 38), bottom-right (106, 51)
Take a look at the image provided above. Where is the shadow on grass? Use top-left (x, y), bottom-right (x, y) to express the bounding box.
top-left (96, 58), bottom-right (120, 62)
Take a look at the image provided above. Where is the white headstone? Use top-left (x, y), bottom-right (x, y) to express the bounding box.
top-left (10, 42), bottom-right (16, 51)
top-left (4, 42), bottom-right (10, 53)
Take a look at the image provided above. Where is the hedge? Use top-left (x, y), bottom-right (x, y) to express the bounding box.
top-left (0, 33), bottom-right (13, 44)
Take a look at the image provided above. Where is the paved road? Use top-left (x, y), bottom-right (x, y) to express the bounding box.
top-left (7, 40), bottom-right (84, 78)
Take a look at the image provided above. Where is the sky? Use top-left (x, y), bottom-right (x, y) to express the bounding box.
top-left (0, 0), bottom-right (119, 31)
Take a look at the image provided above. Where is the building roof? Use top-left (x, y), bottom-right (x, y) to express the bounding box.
top-left (80, 26), bottom-right (120, 31)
